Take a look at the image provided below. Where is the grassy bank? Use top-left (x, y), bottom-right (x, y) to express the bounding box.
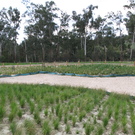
top-left (0, 84), bottom-right (135, 135)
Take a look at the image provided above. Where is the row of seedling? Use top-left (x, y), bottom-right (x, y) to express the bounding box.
top-left (0, 84), bottom-right (135, 135)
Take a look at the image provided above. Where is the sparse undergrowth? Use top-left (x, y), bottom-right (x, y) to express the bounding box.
top-left (0, 84), bottom-right (135, 135)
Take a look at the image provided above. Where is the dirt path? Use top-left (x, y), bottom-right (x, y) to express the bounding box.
top-left (0, 74), bottom-right (135, 96)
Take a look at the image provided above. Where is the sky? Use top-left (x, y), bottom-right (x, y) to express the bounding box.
top-left (0, 0), bottom-right (130, 43)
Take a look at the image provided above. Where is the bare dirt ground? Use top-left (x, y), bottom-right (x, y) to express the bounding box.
top-left (0, 74), bottom-right (135, 96)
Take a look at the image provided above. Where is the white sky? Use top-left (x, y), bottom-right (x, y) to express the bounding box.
top-left (0, 0), bottom-right (129, 15)
top-left (0, 0), bottom-right (130, 43)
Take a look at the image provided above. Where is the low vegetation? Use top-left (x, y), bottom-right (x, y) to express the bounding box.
top-left (0, 63), bottom-right (135, 76)
top-left (0, 84), bottom-right (135, 134)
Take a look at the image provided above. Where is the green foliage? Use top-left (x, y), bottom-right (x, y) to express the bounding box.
top-left (65, 124), bottom-right (70, 133)
top-left (10, 122), bottom-right (17, 135)
top-left (72, 116), bottom-right (77, 127)
top-left (9, 112), bottom-right (15, 122)
top-left (96, 126), bottom-right (103, 135)
top-left (24, 119), bottom-right (36, 135)
top-left (85, 123), bottom-right (93, 135)
top-left (0, 106), bottom-right (5, 120)
top-left (1, 64), bottom-right (135, 76)
top-left (53, 118), bottom-right (59, 130)
top-left (44, 109), bottom-right (48, 116)
top-left (42, 121), bottom-right (51, 135)
top-left (103, 117), bottom-right (109, 128)
top-left (17, 109), bottom-right (22, 118)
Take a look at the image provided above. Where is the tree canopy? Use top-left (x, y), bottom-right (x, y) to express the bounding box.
top-left (0, 0), bottom-right (135, 62)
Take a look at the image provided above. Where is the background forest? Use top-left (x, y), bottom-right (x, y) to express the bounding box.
top-left (0, 0), bottom-right (135, 62)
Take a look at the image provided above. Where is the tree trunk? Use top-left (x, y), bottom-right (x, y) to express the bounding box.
top-left (41, 44), bottom-right (45, 62)
top-left (24, 40), bottom-right (28, 63)
top-left (81, 35), bottom-right (83, 49)
top-left (14, 40), bottom-right (17, 63)
top-left (119, 25), bottom-right (123, 61)
top-left (130, 26), bottom-right (135, 60)
top-left (84, 32), bottom-right (86, 61)
top-left (0, 43), bottom-right (2, 57)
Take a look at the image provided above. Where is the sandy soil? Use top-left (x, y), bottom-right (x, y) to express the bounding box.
top-left (0, 74), bottom-right (135, 96)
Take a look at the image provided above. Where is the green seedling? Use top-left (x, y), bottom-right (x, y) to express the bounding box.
top-left (42, 121), bottom-right (51, 135)
top-left (72, 116), bottom-right (77, 127)
top-left (103, 117), bottom-right (109, 128)
top-left (85, 123), bottom-right (91, 135)
top-left (111, 122), bottom-right (118, 134)
top-left (44, 109), bottom-right (48, 116)
top-left (20, 98), bottom-right (25, 108)
top-left (0, 106), bottom-right (5, 121)
top-left (17, 109), bottom-right (22, 118)
top-left (10, 122), bottom-right (17, 135)
top-left (96, 126), bottom-right (103, 135)
top-left (65, 124), bottom-right (70, 133)
top-left (53, 118), bottom-right (59, 130)
top-left (9, 112), bottom-right (15, 122)
top-left (24, 119), bottom-right (36, 135)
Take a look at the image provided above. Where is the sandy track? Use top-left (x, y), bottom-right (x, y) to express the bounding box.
top-left (0, 74), bottom-right (135, 96)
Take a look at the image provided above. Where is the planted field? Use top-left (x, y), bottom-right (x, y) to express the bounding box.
top-left (0, 84), bottom-right (135, 135)
top-left (1, 64), bottom-right (135, 76)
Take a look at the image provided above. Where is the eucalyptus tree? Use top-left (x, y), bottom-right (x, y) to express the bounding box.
top-left (124, 0), bottom-right (135, 59)
top-left (24, 1), bottom-right (59, 62)
top-left (115, 11), bottom-right (124, 60)
top-left (93, 16), bottom-right (106, 60)
top-left (0, 7), bottom-right (21, 62)
top-left (104, 11), bottom-right (125, 61)
top-left (0, 20), bottom-right (6, 58)
top-left (83, 5), bottom-right (98, 59)
top-left (56, 11), bottom-right (71, 60)
top-left (124, 12), bottom-right (135, 59)
top-left (72, 11), bottom-right (84, 49)
top-left (72, 5), bottom-right (98, 60)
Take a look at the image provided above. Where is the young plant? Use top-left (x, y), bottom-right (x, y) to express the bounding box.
top-left (103, 117), bottom-right (109, 128)
top-left (42, 121), bottom-right (51, 135)
top-left (24, 119), bottom-right (36, 135)
top-left (107, 108), bottom-right (112, 119)
top-left (34, 110), bottom-right (41, 125)
top-left (64, 116), bottom-right (68, 124)
top-left (30, 102), bottom-right (35, 114)
top-left (97, 111), bottom-right (102, 120)
top-left (44, 109), bottom-right (48, 116)
top-left (17, 109), bottom-right (22, 118)
top-left (65, 124), bottom-right (70, 133)
top-left (79, 111), bottom-right (86, 122)
top-left (96, 126), bottom-right (104, 135)
top-left (72, 116), bottom-right (77, 127)
top-left (85, 123), bottom-right (91, 135)
top-left (0, 106), bottom-right (5, 121)
top-left (58, 109), bottom-right (63, 121)
top-left (10, 122), bottom-right (17, 135)
top-left (9, 112), bottom-right (15, 122)
top-left (55, 104), bottom-right (60, 116)
top-left (53, 118), bottom-right (59, 130)
top-left (20, 98), bottom-right (25, 108)
top-left (111, 122), bottom-right (118, 134)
